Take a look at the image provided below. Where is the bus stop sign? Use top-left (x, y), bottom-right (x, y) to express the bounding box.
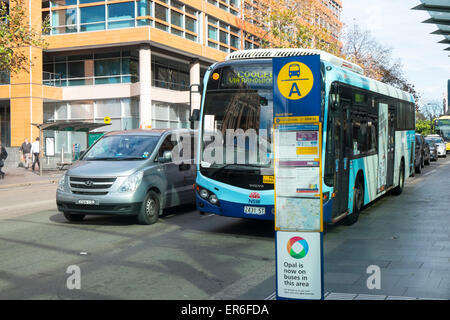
top-left (273, 55), bottom-right (324, 300)
top-left (273, 55), bottom-right (322, 120)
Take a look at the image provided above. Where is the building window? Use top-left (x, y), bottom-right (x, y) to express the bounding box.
top-left (207, 0), bottom-right (240, 16)
top-left (43, 49), bottom-right (138, 87)
top-left (152, 101), bottom-right (190, 129)
top-left (151, 55), bottom-right (190, 91)
top-left (80, 5), bottom-right (106, 32)
top-left (51, 8), bottom-right (77, 34)
top-left (108, 2), bottom-right (135, 29)
top-left (45, 1), bottom-right (200, 42)
top-left (207, 16), bottom-right (241, 53)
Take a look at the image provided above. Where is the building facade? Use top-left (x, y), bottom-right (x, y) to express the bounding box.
top-left (0, 0), bottom-right (342, 165)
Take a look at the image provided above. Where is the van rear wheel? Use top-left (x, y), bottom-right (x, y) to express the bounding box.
top-left (137, 191), bottom-right (160, 225)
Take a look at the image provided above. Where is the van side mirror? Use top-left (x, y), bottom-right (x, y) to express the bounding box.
top-left (159, 150), bottom-right (172, 163)
top-left (79, 150), bottom-right (86, 159)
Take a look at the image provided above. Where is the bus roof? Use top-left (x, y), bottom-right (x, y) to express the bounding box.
top-left (226, 48), bottom-right (364, 75)
top-left (437, 115), bottom-right (450, 120)
top-left (225, 48), bottom-right (415, 104)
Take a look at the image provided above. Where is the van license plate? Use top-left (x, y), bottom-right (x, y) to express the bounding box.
top-left (244, 206), bottom-right (265, 215)
top-left (77, 199), bottom-right (97, 205)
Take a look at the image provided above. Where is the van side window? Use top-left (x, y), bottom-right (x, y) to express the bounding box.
top-left (158, 135), bottom-right (177, 157)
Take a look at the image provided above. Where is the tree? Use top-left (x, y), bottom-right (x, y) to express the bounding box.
top-left (415, 119), bottom-right (432, 136)
top-left (242, 0), bottom-right (341, 55)
top-left (341, 24), bottom-right (421, 107)
top-left (420, 101), bottom-right (442, 134)
top-left (0, 0), bottom-right (49, 74)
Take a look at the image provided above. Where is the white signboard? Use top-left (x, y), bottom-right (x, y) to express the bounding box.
top-left (275, 166), bottom-right (320, 197)
top-left (276, 231), bottom-right (322, 300)
top-left (45, 137), bottom-right (55, 157)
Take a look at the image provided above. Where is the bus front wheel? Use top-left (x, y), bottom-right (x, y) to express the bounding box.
top-left (343, 178), bottom-right (364, 226)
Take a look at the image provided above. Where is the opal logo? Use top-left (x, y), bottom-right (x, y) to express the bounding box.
top-left (249, 192), bottom-right (261, 204)
top-left (287, 236), bottom-right (309, 259)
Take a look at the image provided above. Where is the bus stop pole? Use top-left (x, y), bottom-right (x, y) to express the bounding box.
top-left (39, 128), bottom-right (43, 177)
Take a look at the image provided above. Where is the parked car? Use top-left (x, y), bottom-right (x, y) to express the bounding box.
top-left (423, 138), bottom-right (431, 165)
top-left (424, 138), bottom-right (439, 162)
top-left (414, 134), bottom-right (426, 174)
top-left (425, 134), bottom-right (447, 158)
top-left (56, 129), bottom-right (197, 225)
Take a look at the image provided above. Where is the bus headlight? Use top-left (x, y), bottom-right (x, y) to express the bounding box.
top-left (199, 188), bottom-right (209, 199)
top-left (196, 185), bottom-right (219, 206)
top-left (119, 171), bottom-right (144, 193)
top-left (209, 194), bottom-right (219, 205)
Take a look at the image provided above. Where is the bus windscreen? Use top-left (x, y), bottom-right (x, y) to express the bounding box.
top-left (200, 63), bottom-right (274, 189)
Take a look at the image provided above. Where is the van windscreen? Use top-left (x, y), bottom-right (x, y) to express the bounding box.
top-left (83, 135), bottom-right (160, 160)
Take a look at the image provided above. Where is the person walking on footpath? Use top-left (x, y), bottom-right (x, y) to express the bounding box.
top-left (31, 137), bottom-right (40, 172)
top-left (20, 138), bottom-right (32, 169)
top-left (0, 139), bottom-right (7, 179)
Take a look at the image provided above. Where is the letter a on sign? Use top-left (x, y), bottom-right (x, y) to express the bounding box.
top-left (289, 83), bottom-right (302, 97)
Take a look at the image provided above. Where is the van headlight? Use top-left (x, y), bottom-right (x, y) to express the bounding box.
top-left (57, 175), bottom-right (68, 192)
top-left (119, 171), bottom-right (144, 193)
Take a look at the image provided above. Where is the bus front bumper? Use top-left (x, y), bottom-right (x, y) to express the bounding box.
top-left (196, 193), bottom-right (274, 221)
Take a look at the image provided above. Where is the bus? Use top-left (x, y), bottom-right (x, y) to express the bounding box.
top-left (195, 48), bottom-right (416, 225)
top-left (434, 115), bottom-right (450, 153)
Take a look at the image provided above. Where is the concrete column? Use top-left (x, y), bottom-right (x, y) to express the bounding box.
top-left (139, 44), bottom-right (152, 129)
top-left (189, 59), bottom-right (201, 112)
top-left (10, 0), bottom-right (43, 147)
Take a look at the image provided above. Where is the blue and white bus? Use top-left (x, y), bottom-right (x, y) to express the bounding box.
top-left (195, 49), bottom-right (415, 225)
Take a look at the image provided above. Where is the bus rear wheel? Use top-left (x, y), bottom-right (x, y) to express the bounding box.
top-left (343, 178), bottom-right (363, 226)
top-left (392, 161), bottom-right (405, 196)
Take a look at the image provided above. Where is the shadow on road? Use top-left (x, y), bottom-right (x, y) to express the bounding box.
top-left (49, 203), bottom-right (198, 227)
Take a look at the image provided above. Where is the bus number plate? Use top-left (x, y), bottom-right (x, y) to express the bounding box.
top-left (244, 206), bottom-right (265, 215)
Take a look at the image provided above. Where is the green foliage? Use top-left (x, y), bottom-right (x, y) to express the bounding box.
top-left (415, 119), bottom-right (432, 135)
top-left (0, 0), bottom-right (49, 74)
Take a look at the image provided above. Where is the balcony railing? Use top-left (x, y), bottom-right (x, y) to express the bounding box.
top-left (152, 79), bottom-right (190, 91)
top-left (42, 73), bottom-right (138, 87)
top-left (43, 71), bottom-right (62, 87)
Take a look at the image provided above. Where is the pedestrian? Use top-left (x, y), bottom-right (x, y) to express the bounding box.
top-left (20, 138), bottom-right (32, 169)
top-left (31, 137), bottom-right (40, 172)
top-left (0, 139), bottom-right (7, 179)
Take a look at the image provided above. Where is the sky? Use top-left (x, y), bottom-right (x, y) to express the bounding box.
top-left (341, 0), bottom-right (449, 107)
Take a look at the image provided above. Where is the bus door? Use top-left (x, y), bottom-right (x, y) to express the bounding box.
top-left (377, 103), bottom-right (388, 192)
top-left (386, 108), bottom-right (395, 186)
top-left (332, 103), bottom-right (351, 217)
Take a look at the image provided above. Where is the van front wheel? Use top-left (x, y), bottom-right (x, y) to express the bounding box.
top-left (137, 191), bottom-right (160, 225)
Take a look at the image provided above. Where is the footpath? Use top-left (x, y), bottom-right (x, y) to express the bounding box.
top-left (0, 166), bottom-right (63, 189)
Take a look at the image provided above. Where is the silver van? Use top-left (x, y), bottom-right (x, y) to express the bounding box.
top-left (56, 129), bottom-right (196, 225)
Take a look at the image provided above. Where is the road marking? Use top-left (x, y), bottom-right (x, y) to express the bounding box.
top-left (264, 291), bottom-right (445, 300)
top-left (422, 169), bottom-right (436, 176)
